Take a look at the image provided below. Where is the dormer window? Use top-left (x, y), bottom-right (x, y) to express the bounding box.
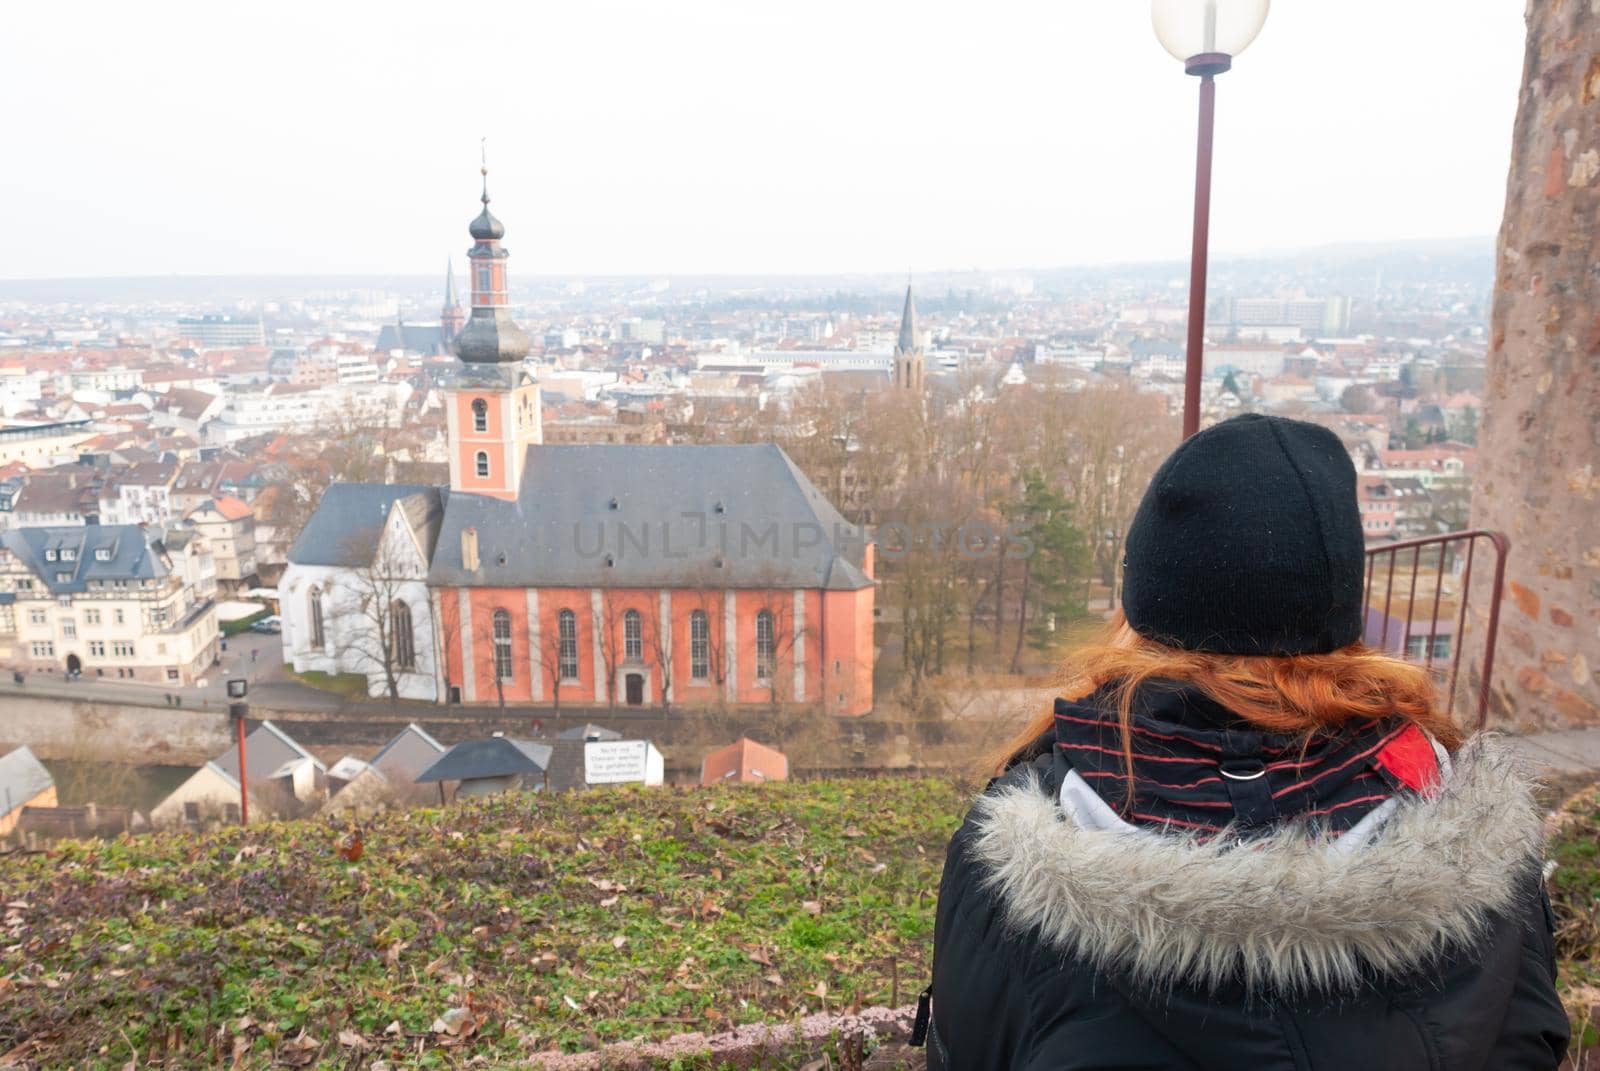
top-left (44, 549), bottom-right (56, 562)
top-left (61, 548), bottom-right (76, 562)
top-left (96, 548), bottom-right (111, 561)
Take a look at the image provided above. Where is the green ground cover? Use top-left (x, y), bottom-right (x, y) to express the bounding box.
top-left (1551, 783), bottom-right (1600, 1054)
top-left (0, 777), bottom-right (967, 1069)
top-left (284, 666), bottom-right (370, 697)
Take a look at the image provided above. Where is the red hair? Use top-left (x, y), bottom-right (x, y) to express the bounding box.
top-left (988, 611), bottom-right (1463, 784)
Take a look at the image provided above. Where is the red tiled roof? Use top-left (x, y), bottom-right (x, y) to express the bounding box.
top-left (210, 495), bottom-right (253, 521)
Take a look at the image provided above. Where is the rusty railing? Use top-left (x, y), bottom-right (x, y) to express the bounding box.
top-left (1363, 529), bottom-right (1509, 730)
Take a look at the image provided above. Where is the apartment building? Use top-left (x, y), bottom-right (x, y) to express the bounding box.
top-left (0, 524), bottom-right (219, 683)
top-left (97, 461), bottom-right (179, 528)
top-left (186, 497), bottom-right (257, 591)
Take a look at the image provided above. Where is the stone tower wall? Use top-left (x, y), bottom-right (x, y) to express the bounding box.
top-left (1471, 0), bottom-right (1600, 727)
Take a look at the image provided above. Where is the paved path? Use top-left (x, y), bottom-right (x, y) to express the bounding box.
top-left (1505, 727), bottom-right (1600, 801)
top-left (0, 632), bottom-right (343, 713)
top-left (1506, 727), bottom-right (1600, 774)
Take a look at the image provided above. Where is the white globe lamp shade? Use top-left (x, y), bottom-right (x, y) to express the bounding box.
top-left (1152, 0), bottom-right (1270, 69)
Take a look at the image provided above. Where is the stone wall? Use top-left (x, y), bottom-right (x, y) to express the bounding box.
top-left (1471, 0), bottom-right (1600, 727)
top-left (0, 697), bottom-right (232, 764)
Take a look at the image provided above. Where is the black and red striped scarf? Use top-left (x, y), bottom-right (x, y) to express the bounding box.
top-left (1053, 680), bottom-right (1441, 836)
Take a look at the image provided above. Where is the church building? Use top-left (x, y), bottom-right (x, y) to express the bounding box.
top-left (283, 170), bottom-right (876, 715)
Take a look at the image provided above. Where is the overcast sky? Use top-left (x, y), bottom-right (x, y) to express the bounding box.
top-left (2, 0), bottom-right (1525, 280)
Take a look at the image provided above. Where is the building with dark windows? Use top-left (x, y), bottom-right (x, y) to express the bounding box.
top-left (175, 314), bottom-right (266, 347)
top-left (0, 524), bottom-right (219, 684)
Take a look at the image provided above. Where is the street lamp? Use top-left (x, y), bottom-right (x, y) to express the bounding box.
top-left (1152, 0), bottom-right (1270, 439)
top-left (227, 678), bottom-right (250, 825)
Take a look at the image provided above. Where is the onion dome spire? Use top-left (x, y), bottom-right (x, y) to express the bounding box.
top-left (469, 151), bottom-right (506, 241)
top-left (455, 141), bottom-right (530, 364)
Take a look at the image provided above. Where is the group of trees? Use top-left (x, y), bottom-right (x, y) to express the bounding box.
top-left (691, 369), bottom-right (1178, 693)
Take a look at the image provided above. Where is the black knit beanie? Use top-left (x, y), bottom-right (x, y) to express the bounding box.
top-left (1120, 413), bottom-right (1365, 656)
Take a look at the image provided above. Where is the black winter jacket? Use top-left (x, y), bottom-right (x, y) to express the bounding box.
top-left (929, 733), bottom-right (1569, 1070)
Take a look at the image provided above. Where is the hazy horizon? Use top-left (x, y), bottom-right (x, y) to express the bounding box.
top-left (4, 1), bottom-right (1524, 279)
top-left (0, 235), bottom-right (1497, 293)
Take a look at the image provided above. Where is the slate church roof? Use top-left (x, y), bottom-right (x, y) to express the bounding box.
top-left (376, 323), bottom-right (447, 355)
top-left (287, 484), bottom-right (444, 569)
top-left (428, 443), bottom-right (871, 591)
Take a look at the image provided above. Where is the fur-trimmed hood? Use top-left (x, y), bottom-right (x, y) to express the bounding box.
top-left (968, 734), bottom-right (1546, 994)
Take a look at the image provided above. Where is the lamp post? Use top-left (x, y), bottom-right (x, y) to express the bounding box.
top-left (227, 678), bottom-right (249, 825)
top-left (1152, 0), bottom-right (1270, 439)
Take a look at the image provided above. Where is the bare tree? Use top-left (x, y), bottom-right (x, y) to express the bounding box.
top-left (591, 594), bottom-right (629, 710)
top-left (740, 575), bottom-right (815, 710)
top-left (330, 533), bottom-right (424, 705)
top-left (681, 585), bottom-right (729, 696)
top-left (1065, 385), bottom-right (1175, 607)
top-left (885, 473), bottom-right (983, 693)
top-left (643, 599), bottom-right (674, 713)
top-left (262, 412), bottom-right (414, 565)
top-left (954, 505), bottom-right (1007, 675)
top-left (488, 647), bottom-right (507, 714)
top-left (537, 623), bottom-right (568, 714)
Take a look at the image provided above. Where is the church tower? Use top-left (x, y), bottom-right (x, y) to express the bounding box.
top-left (439, 259), bottom-right (465, 348)
top-left (443, 159), bottom-right (541, 501)
top-left (892, 285), bottom-right (924, 392)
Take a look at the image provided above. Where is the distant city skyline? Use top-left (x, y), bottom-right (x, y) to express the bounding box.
top-left (4, 0), bottom-right (1524, 280)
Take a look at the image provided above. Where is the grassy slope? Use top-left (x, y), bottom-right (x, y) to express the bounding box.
top-left (0, 777), bottom-right (967, 1070)
top-left (283, 665), bottom-right (369, 697)
top-left (1551, 783), bottom-right (1600, 1052)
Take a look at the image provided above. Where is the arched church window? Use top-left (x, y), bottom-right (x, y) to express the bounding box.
top-left (755, 610), bottom-right (775, 681)
top-left (623, 609), bottom-right (642, 660)
top-left (690, 611), bottom-right (709, 681)
top-left (471, 398), bottom-right (488, 432)
top-left (308, 589), bottom-right (325, 649)
top-left (475, 451), bottom-right (490, 478)
top-left (492, 608), bottom-right (513, 682)
top-left (558, 609), bottom-right (579, 680)
top-left (391, 600), bottom-right (415, 670)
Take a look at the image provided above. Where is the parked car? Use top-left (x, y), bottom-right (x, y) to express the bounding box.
top-left (250, 615), bottom-right (282, 635)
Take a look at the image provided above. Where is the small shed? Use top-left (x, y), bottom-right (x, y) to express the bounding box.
top-left (325, 723), bottom-right (447, 813)
top-left (0, 747), bottom-right (57, 837)
top-left (151, 721), bottom-right (324, 826)
top-left (415, 736), bottom-right (553, 800)
top-left (700, 738), bottom-right (790, 786)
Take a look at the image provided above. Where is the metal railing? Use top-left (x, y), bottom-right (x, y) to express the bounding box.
top-left (1363, 529), bottom-right (1509, 730)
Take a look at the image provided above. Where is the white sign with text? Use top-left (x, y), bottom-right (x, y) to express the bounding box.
top-left (584, 740), bottom-right (650, 784)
